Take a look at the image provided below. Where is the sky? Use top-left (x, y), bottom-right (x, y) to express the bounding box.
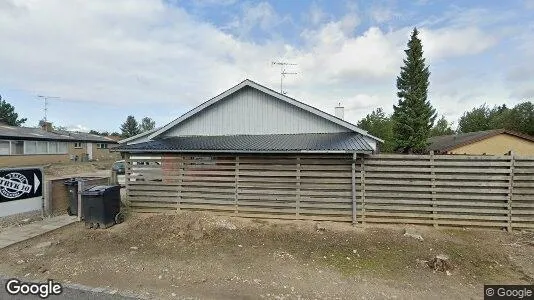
top-left (0, 0), bottom-right (533, 133)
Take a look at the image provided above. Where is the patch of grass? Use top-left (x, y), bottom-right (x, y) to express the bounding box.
top-left (313, 243), bottom-right (415, 278)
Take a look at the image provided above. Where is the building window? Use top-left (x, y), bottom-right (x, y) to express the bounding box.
top-left (11, 141), bottom-right (23, 155)
top-left (74, 142), bottom-right (83, 149)
top-left (48, 142), bottom-right (58, 154)
top-left (97, 143), bottom-right (108, 149)
top-left (58, 142), bottom-right (68, 154)
top-left (24, 141), bottom-right (37, 154)
top-left (0, 141), bottom-right (9, 155)
top-left (37, 141), bottom-right (48, 154)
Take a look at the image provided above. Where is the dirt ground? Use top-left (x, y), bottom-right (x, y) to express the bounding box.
top-left (0, 212), bottom-right (532, 300)
top-left (44, 160), bottom-right (115, 177)
top-left (0, 211), bottom-right (43, 231)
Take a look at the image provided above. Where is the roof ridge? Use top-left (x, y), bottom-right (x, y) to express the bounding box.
top-left (160, 132), bottom-right (357, 139)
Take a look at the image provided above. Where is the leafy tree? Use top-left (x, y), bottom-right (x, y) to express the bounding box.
top-left (392, 28), bottom-right (436, 153)
top-left (507, 102), bottom-right (534, 136)
top-left (357, 108), bottom-right (394, 152)
top-left (488, 104), bottom-right (510, 130)
top-left (89, 130), bottom-right (101, 135)
top-left (0, 95), bottom-right (27, 126)
top-left (457, 102), bottom-right (533, 136)
top-left (430, 115), bottom-right (454, 136)
top-left (120, 115), bottom-right (141, 138)
top-left (110, 132), bottom-right (121, 136)
top-left (140, 117), bottom-right (156, 132)
top-left (458, 104), bottom-right (491, 133)
top-left (100, 131), bottom-right (110, 136)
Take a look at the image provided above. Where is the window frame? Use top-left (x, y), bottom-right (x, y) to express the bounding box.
top-left (58, 142), bottom-right (68, 154)
top-left (0, 140), bottom-right (10, 155)
top-left (10, 140), bottom-right (24, 155)
top-left (24, 141), bottom-right (37, 155)
top-left (36, 141), bottom-right (48, 154)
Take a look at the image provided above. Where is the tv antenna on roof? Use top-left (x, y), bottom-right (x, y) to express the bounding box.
top-left (271, 61), bottom-right (297, 94)
top-left (37, 95), bottom-right (60, 122)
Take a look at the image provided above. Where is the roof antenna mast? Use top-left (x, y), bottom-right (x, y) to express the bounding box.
top-left (271, 61), bottom-right (297, 94)
top-left (37, 95), bottom-right (60, 122)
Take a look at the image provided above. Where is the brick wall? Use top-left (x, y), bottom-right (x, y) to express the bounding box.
top-left (68, 143), bottom-right (120, 161)
top-left (0, 154), bottom-right (69, 168)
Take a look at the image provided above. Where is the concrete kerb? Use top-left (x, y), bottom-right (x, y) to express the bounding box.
top-left (0, 274), bottom-right (145, 299)
top-left (60, 283), bottom-right (144, 299)
top-left (0, 215), bottom-right (77, 250)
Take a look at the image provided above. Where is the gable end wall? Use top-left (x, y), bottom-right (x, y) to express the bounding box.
top-left (449, 133), bottom-right (534, 155)
top-left (163, 86), bottom-right (350, 137)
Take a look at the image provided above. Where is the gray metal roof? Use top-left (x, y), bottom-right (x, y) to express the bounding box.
top-left (113, 132), bottom-right (373, 153)
top-left (52, 130), bottom-right (117, 143)
top-left (0, 125), bottom-right (117, 143)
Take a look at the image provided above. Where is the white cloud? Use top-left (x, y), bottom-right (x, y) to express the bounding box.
top-left (298, 26), bottom-right (404, 86)
top-left (191, 0), bottom-right (237, 7)
top-left (306, 2), bottom-right (327, 26)
top-left (67, 124), bottom-right (90, 132)
top-left (370, 6), bottom-right (396, 23)
top-left (224, 1), bottom-right (289, 38)
top-left (0, 0), bottom-right (528, 130)
top-left (419, 27), bottom-right (497, 60)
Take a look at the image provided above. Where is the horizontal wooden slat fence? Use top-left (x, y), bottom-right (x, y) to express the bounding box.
top-left (125, 152), bottom-right (534, 229)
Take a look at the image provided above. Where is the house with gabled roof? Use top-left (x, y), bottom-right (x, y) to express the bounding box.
top-left (0, 123), bottom-right (118, 167)
top-left (117, 79), bottom-right (382, 153)
top-left (112, 79), bottom-right (383, 217)
top-left (428, 129), bottom-right (534, 155)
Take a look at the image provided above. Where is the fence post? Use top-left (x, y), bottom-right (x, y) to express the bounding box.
top-left (110, 170), bottom-right (118, 185)
top-left (177, 155), bottom-right (182, 211)
top-left (507, 151), bottom-right (515, 232)
top-left (430, 151), bottom-right (437, 227)
top-left (124, 153), bottom-right (130, 204)
top-left (296, 156), bottom-right (301, 219)
top-left (44, 180), bottom-right (52, 217)
top-left (77, 180), bottom-right (83, 222)
top-left (360, 155), bottom-right (366, 225)
top-left (351, 153), bottom-right (357, 225)
top-left (234, 155), bottom-right (239, 214)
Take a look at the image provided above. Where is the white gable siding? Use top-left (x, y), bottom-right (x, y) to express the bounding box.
top-left (362, 136), bottom-right (377, 152)
top-left (163, 86), bottom-right (350, 137)
top-left (125, 134), bottom-right (152, 145)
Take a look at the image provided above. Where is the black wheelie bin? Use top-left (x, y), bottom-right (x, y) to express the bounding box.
top-left (81, 185), bottom-right (124, 229)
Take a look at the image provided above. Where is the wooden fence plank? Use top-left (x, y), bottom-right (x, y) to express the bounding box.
top-left (365, 198), bottom-right (508, 207)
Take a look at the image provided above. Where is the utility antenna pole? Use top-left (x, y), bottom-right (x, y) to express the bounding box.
top-left (37, 95), bottom-right (60, 122)
top-left (271, 61), bottom-right (297, 94)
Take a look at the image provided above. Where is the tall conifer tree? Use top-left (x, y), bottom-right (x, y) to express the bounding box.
top-left (392, 28), bottom-right (436, 153)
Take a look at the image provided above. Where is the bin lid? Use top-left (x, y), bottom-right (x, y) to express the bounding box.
top-left (82, 185), bottom-right (116, 196)
top-left (64, 178), bottom-right (78, 185)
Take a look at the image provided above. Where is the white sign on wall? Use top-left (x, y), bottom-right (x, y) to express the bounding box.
top-left (0, 168), bottom-right (43, 218)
